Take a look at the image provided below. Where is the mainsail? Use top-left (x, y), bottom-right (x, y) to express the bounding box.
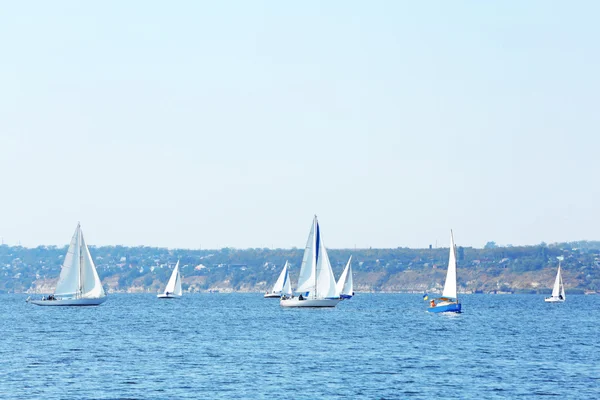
top-left (551, 263), bottom-right (564, 299)
top-left (54, 227), bottom-right (81, 297)
top-left (164, 260), bottom-right (182, 296)
top-left (441, 230), bottom-right (458, 299)
top-left (293, 216), bottom-right (338, 299)
top-left (270, 261), bottom-right (289, 294)
top-left (54, 223), bottom-right (105, 299)
top-left (295, 217), bottom-right (317, 294)
top-left (281, 267), bottom-right (292, 297)
top-left (336, 256), bottom-right (354, 297)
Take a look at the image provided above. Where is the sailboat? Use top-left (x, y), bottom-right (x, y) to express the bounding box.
top-left (157, 260), bottom-right (182, 299)
top-left (336, 255), bottom-right (354, 299)
top-left (27, 223), bottom-right (107, 306)
top-left (545, 262), bottom-right (565, 303)
top-left (280, 215), bottom-right (341, 308)
top-left (264, 261), bottom-right (290, 298)
top-left (427, 230), bottom-right (461, 313)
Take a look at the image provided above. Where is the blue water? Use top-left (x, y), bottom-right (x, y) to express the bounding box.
top-left (1, 294), bottom-right (599, 399)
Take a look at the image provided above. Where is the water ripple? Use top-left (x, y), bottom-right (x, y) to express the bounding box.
top-left (1, 293), bottom-right (599, 399)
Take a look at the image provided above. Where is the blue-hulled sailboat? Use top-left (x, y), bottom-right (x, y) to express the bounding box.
top-left (427, 230), bottom-right (461, 313)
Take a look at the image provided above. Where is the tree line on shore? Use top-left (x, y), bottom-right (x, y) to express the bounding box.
top-left (1, 240), bottom-right (599, 293)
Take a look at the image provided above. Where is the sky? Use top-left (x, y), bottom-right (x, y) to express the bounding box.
top-left (1, 1), bottom-right (599, 250)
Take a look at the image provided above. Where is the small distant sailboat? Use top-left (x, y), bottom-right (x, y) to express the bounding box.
top-left (280, 215), bottom-right (341, 308)
top-left (427, 230), bottom-right (461, 313)
top-left (336, 256), bottom-right (354, 299)
top-left (545, 263), bottom-right (565, 303)
top-left (157, 260), bottom-right (182, 299)
top-left (27, 223), bottom-right (107, 306)
top-left (264, 261), bottom-right (291, 298)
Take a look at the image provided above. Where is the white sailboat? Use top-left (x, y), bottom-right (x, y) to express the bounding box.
top-left (28, 223), bottom-right (107, 306)
top-left (427, 230), bottom-right (461, 313)
top-left (545, 263), bottom-right (565, 303)
top-left (264, 261), bottom-right (290, 298)
top-left (157, 260), bottom-right (182, 299)
top-left (336, 255), bottom-right (354, 299)
top-left (280, 215), bottom-right (341, 308)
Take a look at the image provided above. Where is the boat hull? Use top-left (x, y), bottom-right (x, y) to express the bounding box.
top-left (280, 298), bottom-right (341, 308)
top-left (157, 294), bottom-right (181, 299)
top-left (340, 294), bottom-right (353, 300)
top-left (263, 293), bottom-right (281, 298)
top-left (28, 297), bottom-right (107, 306)
top-left (427, 302), bottom-right (461, 313)
top-left (544, 296), bottom-right (565, 303)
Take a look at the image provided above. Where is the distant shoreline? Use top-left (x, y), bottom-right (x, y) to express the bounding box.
top-left (10, 290), bottom-right (598, 295)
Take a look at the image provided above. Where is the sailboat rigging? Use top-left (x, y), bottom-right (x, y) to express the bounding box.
top-left (27, 223), bottom-right (107, 306)
top-left (280, 215), bottom-right (341, 308)
top-left (264, 261), bottom-right (290, 298)
top-left (157, 260), bottom-right (182, 299)
top-left (545, 262), bottom-right (565, 303)
top-left (427, 230), bottom-right (461, 313)
top-left (336, 255), bottom-right (354, 299)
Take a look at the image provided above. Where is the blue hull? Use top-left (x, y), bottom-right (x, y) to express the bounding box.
top-left (340, 294), bottom-right (353, 299)
top-left (427, 303), bottom-right (461, 313)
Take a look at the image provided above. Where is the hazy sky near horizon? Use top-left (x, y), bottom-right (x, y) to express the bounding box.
top-left (1, 1), bottom-right (599, 249)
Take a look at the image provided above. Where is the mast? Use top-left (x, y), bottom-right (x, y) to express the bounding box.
top-left (314, 217), bottom-right (319, 299)
top-left (452, 230), bottom-right (458, 303)
top-left (559, 264), bottom-right (565, 298)
top-left (78, 224), bottom-right (83, 299)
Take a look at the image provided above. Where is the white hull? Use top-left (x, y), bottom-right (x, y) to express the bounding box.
top-left (28, 297), bottom-right (107, 306)
top-left (264, 293), bottom-right (281, 298)
top-left (544, 296), bottom-right (565, 303)
top-left (157, 294), bottom-right (181, 299)
top-left (280, 298), bottom-right (341, 308)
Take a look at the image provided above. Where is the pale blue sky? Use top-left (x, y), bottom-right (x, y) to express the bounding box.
top-left (1, 1), bottom-right (598, 249)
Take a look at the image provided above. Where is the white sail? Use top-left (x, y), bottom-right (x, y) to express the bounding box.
top-left (282, 267), bottom-right (292, 297)
top-left (295, 217), bottom-right (317, 294)
top-left (551, 264), bottom-right (563, 298)
top-left (314, 236), bottom-right (338, 299)
top-left (270, 261), bottom-right (289, 294)
top-left (441, 230), bottom-right (458, 299)
top-left (164, 260), bottom-right (182, 296)
top-left (344, 262), bottom-right (354, 296)
top-left (54, 226), bottom-right (81, 297)
top-left (174, 265), bottom-right (182, 296)
top-left (560, 273), bottom-right (566, 300)
top-left (79, 232), bottom-right (105, 299)
top-left (336, 256), bottom-right (353, 296)
top-left (54, 223), bottom-right (105, 299)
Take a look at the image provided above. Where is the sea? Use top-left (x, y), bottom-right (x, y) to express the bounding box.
top-left (1, 293), bottom-right (599, 399)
